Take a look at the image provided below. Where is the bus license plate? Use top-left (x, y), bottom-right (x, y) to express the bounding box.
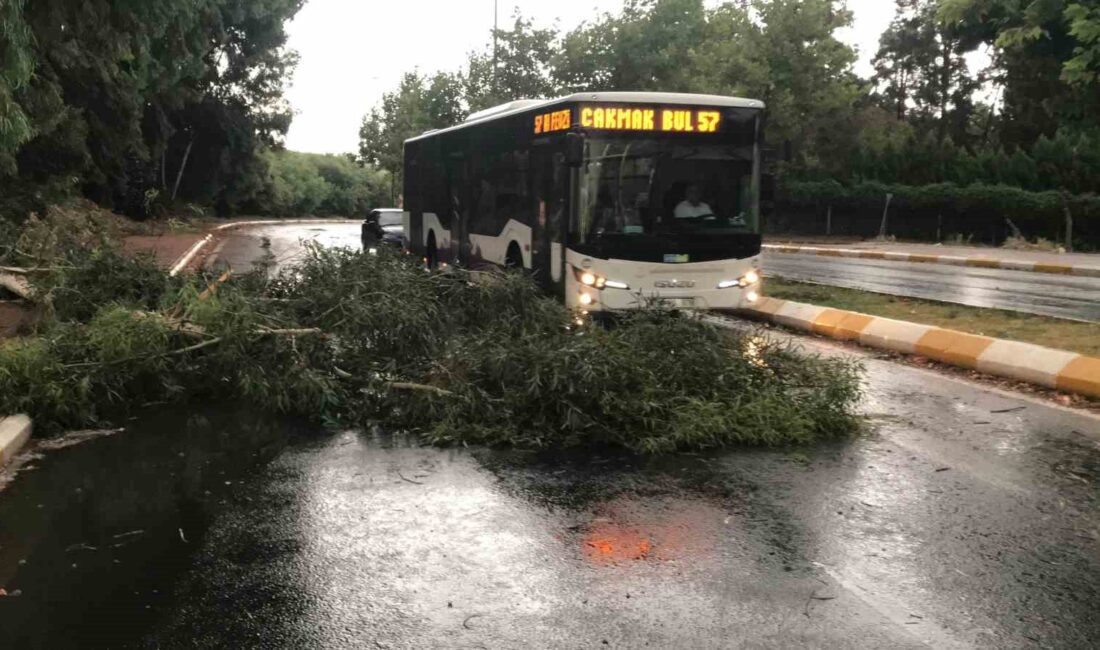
top-left (665, 297), bottom-right (696, 308)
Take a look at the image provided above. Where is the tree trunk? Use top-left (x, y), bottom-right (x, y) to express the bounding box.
top-left (825, 205), bottom-right (832, 236)
top-left (172, 134), bottom-right (195, 202)
top-left (938, 40), bottom-right (951, 143)
top-left (1062, 191), bottom-right (1074, 253)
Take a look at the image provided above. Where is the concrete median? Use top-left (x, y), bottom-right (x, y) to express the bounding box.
top-left (763, 244), bottom-right (1100, 278)
top-left (0, 415), bottom-right (32, 467)
top-left (742, 297), bottom-right (1100, 399)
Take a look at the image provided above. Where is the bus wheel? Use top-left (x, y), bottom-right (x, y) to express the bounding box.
top-left (505, 243), bottom-right (523, 270)
top-left (426, 233), bottom-right (438, 270)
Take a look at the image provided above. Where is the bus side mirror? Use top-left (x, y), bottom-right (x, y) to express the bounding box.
top-left (565, 132), bottom-right (585, 167)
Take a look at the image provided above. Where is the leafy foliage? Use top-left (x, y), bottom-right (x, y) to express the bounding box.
top-left (938, 0), bottom-right (1100, 145)
top-left (776, 178), bottom-right (1100, 247)
top-left (0, 0), bottom-right (34, 174)
top-left (258, 150), bottom-right (390, 217)
top-left (466, 13), bottom-right (560, 112)
top-left (358, 72), bottom-right (467, 180)
top-left (0, 0), bottom-right (303, 223)
top-left (358, 0), bottom-right (862, 179)
top-left (873, 0), bottom-right (981, 146)
top-left (0, 244), bottom-right (863, 451)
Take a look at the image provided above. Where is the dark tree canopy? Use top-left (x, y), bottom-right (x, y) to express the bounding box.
top-left (0, 0), bottom-right (303, 222)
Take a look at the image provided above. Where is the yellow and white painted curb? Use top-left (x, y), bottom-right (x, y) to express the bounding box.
top-left (743, 297), bottom-right (1100, 399)
top-left (169, 218), bottom-right (362, 276)
top-left (0, 415), bottom-right (32, 468)
top-left (763, 244), bottom-right (1100, 278)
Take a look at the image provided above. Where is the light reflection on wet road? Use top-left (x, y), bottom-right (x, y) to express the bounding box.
top-left (764, 252), bottom-right (1100, 322)
top-left (206, 222), bottom-right (363, 273)
top-left (0, 223), bottom-right (1098, 648)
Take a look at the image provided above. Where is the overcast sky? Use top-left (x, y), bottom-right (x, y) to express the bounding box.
top-left (283, 0), bottom-right (899, 154)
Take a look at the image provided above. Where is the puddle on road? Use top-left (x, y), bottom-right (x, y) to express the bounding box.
top-left (0, 406), bottom-right (317, 648)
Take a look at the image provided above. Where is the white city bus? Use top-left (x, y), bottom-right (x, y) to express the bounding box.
top-left (402, 92), bottom-right (765, 312)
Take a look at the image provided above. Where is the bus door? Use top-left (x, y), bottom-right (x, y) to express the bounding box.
top-left (532, 145), bottom-right (567, 291)
top-left (446, 153), bottom-right (471, 266)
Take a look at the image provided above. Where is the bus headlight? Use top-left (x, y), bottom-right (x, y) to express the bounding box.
top-left (573, 266), bottom-right (626, 290)
top-left (578, 292), bottom-right (596, 306)
top-left (746, 290), bottom-right (760, 303)
top-left (573, 266), bottom-right (601, 286)
top-left (718, 270), bottom-right (761, 289)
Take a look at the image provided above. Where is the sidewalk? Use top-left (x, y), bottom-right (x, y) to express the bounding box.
top-left (763, 240), bottom-right (1100, 276)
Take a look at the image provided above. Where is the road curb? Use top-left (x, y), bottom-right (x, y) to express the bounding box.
top-left (762, 244), bottom-right (1100, 278)
top-left (0, 415), bottom-right (32, 467)
top-left (168, 219), bottom-right (362, 276)
top-left (741, 297), bottom-right (1100, 399)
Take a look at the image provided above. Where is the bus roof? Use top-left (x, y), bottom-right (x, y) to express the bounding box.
top-left (405, 92), bottom-right (765, 144)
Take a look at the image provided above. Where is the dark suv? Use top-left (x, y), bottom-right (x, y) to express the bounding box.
top-left (362, 208), bottom-right (406, 250)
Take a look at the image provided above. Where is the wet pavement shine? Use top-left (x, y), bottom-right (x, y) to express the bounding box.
top-left (1, 355), bottom-right (1099, 648)
top-left (764, 252), bottom-right (1100, 322)
top-left (1, 224), bottom-right (1099, 648)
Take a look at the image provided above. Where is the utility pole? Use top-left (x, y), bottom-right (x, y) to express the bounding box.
top-left (492, 0), bottom-right (499, 99)
top-left (878, 193), bottom-right (894, 240)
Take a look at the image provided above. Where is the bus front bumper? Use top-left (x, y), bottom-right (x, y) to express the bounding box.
top-left (565, 255), bottom-right (763, 313)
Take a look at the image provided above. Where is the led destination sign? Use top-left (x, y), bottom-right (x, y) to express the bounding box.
top-left (533, 105), bottom-right (724, 135)
top-left (581, 106), bottom-right (721, 133)
top-left (533, 109), bottom-right (572, 134)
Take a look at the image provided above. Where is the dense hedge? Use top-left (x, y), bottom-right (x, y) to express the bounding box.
top-left (771, 180), bottom-right (1100, 248)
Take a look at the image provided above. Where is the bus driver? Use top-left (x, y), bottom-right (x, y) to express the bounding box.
top-left (674, 183), bottom-right (715, 219)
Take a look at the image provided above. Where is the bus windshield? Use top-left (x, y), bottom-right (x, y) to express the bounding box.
top-left (575, 138), bottom-right (758, 244)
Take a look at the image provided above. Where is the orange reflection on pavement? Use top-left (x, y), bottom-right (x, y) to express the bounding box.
top-left (580, 498), bottom-right (723, 565)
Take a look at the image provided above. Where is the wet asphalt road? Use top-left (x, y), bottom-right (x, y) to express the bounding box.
top-left (205, 221), bottom-right (363, 273)
top-left (764, 253), bottom-right (1100, 322)
top-left (1, 223), bottom-right (1099, 649)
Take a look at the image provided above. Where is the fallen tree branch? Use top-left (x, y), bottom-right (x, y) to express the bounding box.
top-left (0, 273), bottom-right (32, 300)
top-left (61, 328), bottom-right (325, 369)
top-left (0, 266), bottom-right (68, 274)
top-left (387, 382), bottom-right (455, 398)
top-left (256, 327), bottom-right (325, 336)
top-left (197, 269), bottom-right (233, 302)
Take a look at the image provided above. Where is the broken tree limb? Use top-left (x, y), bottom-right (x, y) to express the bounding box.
top-left (257, 327), bottom-right (324, 336)
top-left (197, 269), bottom-right (233, 302)
top-left (0, 273), bottom-right (32, 300)
top-left (0, 266), bottom-right (67, 274)
top-left (386, 382), bottom-right (455, 398)
top-left (61, 327), bottom-right (325, 369)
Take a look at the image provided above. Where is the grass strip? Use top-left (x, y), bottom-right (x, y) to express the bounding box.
top-left (764, 278), bottom-right (1100, 357)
